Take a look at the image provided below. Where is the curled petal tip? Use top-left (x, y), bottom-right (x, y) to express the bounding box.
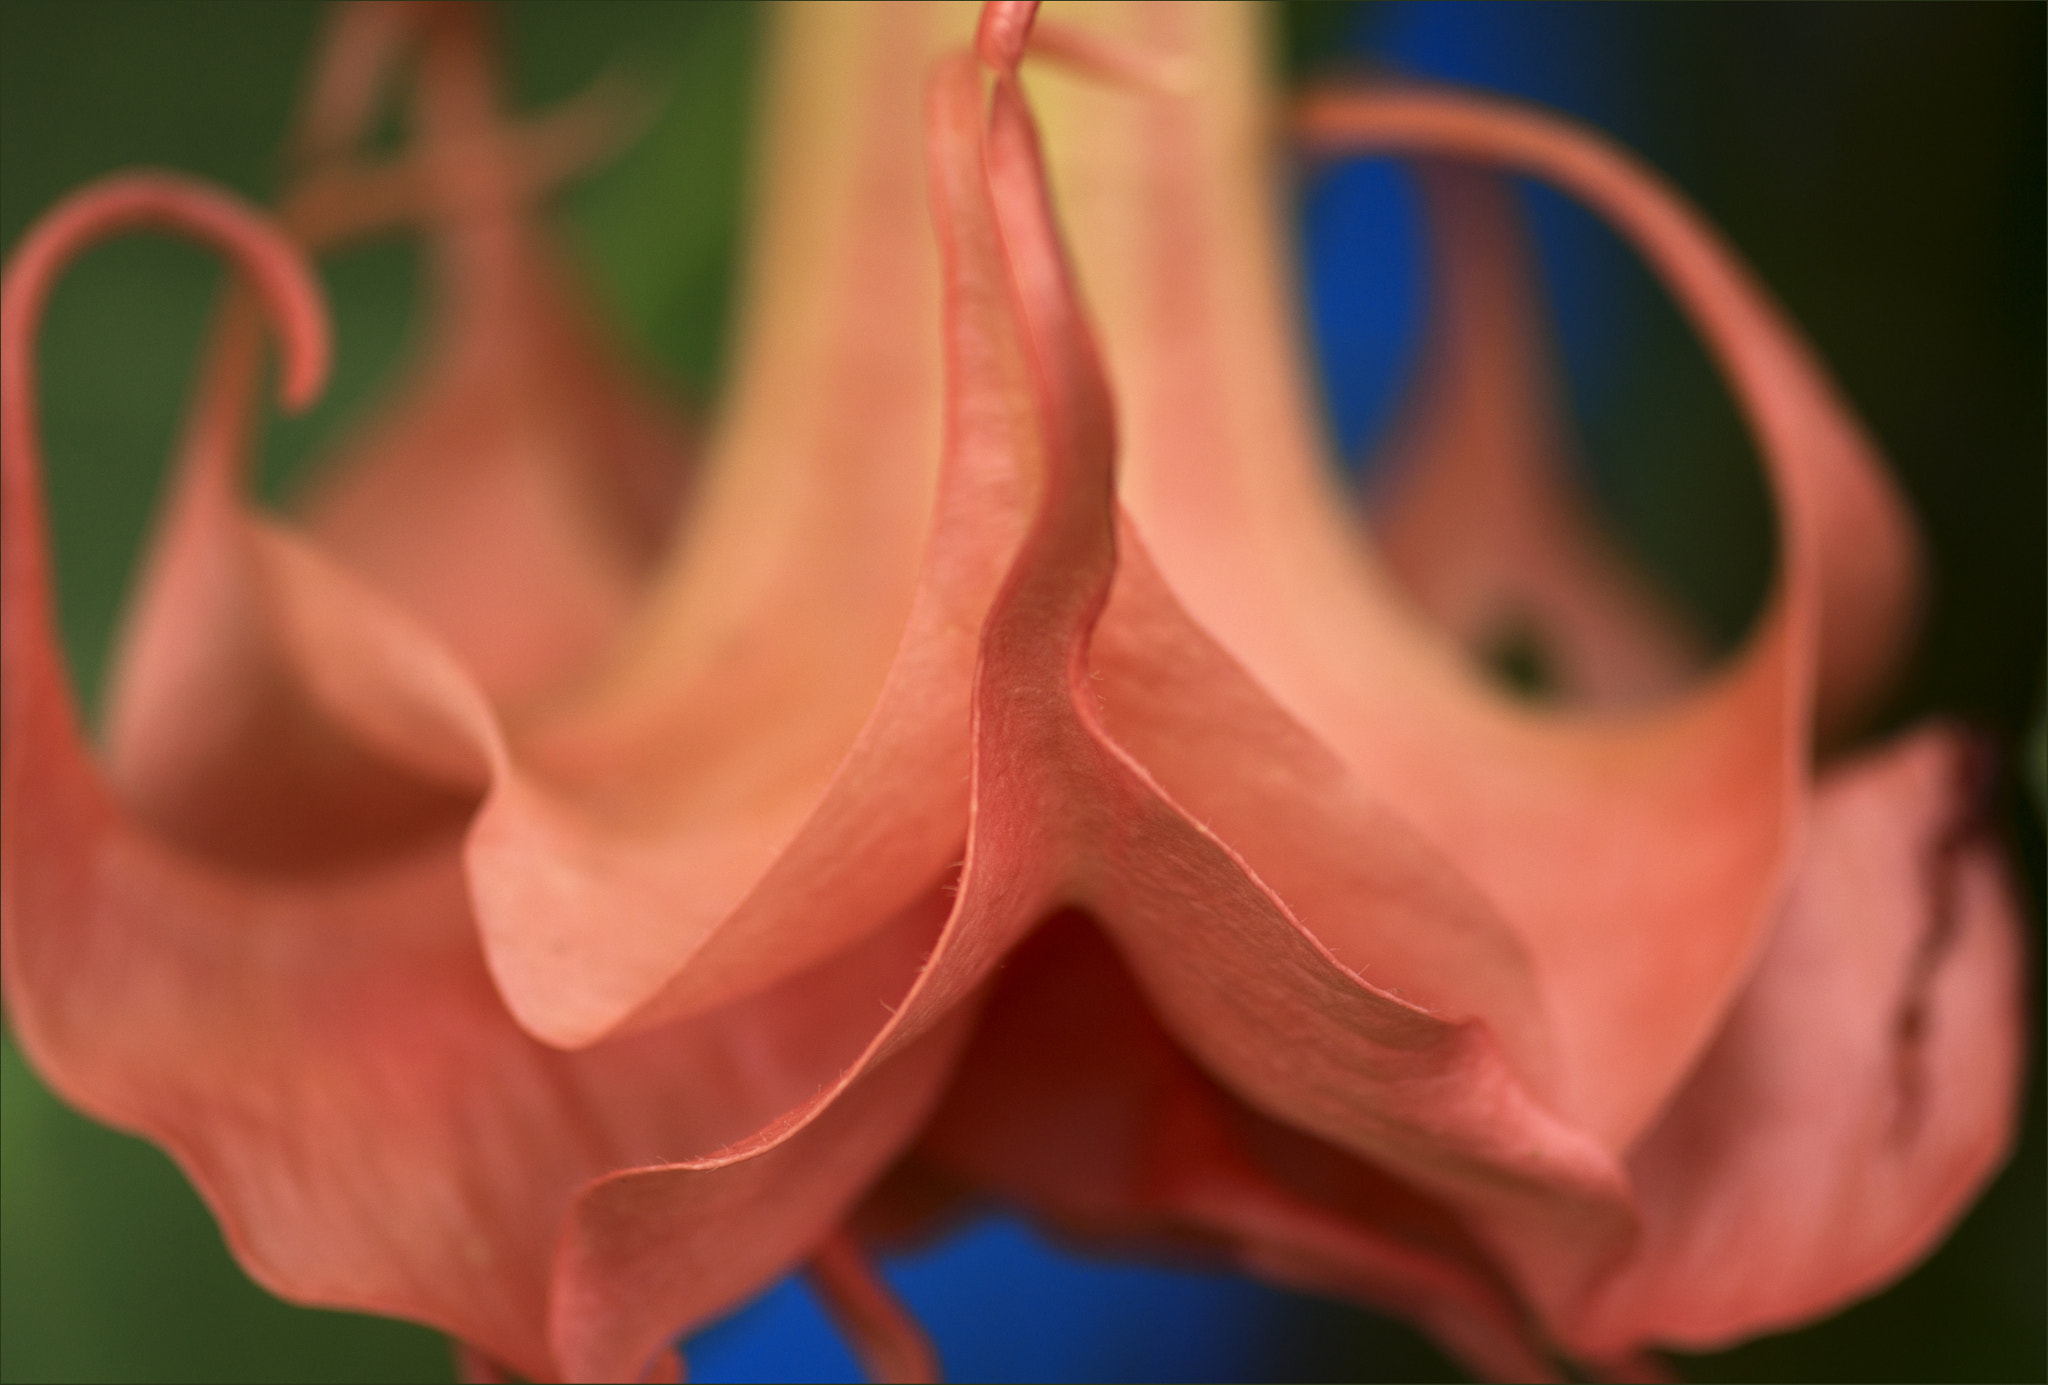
top-left (276, 332), bottom-right (329, 416)
top-left (2, 171), bottom-right (329, 444)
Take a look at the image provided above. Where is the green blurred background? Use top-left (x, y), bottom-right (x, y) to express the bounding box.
top-left (1, 2), bottom-right (2040, 1381)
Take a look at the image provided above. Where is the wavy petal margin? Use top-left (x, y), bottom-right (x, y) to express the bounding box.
top-left (95, 3), bottom-right (1003, 1060)
top-left (1577, 727), bottom-right (2028, 1355)
top-left (0, 174), bottom-right (967, 1383)
top-left (1007, 10), bottom-right (1921, 1161)
top-left (4, 6), bottom-right (2025, 1379)
top-left (552, 20), bottom-right (1638, 1376)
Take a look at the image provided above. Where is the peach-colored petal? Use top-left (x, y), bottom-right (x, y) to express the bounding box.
top-left (899, 14), bottom-right (2012, 1366)
top-left (1017, 9), bottom-right (1922, 1146)
top-left (422, 2), bottom-right (1019, 1044)
top-left (94, 4), bottom-right (1004, 1053)
top-left (914, 913), bottom-right (1563, 1383)
top-left (1366, 161), bottom-right (1705, 706)
top-left (945, 24), bottom-right (1634, 1321)
top-left (552, 1000), bottom-right (973, 1384)
top-left (97, 301), bottom-right (478, 875)
top-left (545, 53), bottom-right (1049, 1374)
top-left (911, 17), bottom-right (2011, 1367)
top-left (4, 91), bottom-right (1053, 1385)
top-left (2, 175), bottom-right (965, 1384)
top-left (15, 9), bottom-right (2018, 1380)
top-left (1092, 534), bottom-right (1561, 1098)
top-left (1074, 554), bottom-right (1633, 1340)
top-left (1567, 727), bottom-right (2030, 1355)
top-left (8, 794), bottom-right (944, 1382)
top-left (547, 50), bottom-right (1629, 1371)
top-left (1281, 87), bottom-right (1922, 1147)
top-left (5, 26), bottom-right (1048, 1377)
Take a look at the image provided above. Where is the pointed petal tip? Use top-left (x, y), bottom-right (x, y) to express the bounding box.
top-left (975, 1), bottom-right (1039, 75)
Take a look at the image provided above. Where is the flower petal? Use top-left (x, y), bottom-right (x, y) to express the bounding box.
top-left (1092, 532), bottom-right (1562, 1099)
top-left (464, 1), bottom-right (1026, 1042)
top-left (6, 78), bottom-right (1039, 1385)
top-left (553, 1008), bottom-right (971, 1384)
top-left (551, 47), bottom-right (1631, 1368)
top-left (1281, 84), bottom-right (1923, 1147)
top-left (1568, 727), bottom-right (2030, 1354)
top-left (1024, 8), bottom-right (1922, 1145)
top-left (913, 912), bottom-right (1564, 1383)
top-left (99, 301), bottom-right (483, 875)
top-left (545, 49), bottom-right (1051, 1373)
top-left (99, 3), bottom-right (1016, 1049)
top-left (978, 29), bottom-right (1636, 1330)
top-left (2, 175), bottom-right (959, 1383)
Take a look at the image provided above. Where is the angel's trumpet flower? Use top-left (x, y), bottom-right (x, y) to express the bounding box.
top-left (5, 5), bottom-right (985, 1378)
top-left (0, 2), bottom-right (2027, 1382)
top-left (888, 3), bottom-right (2027, 1376)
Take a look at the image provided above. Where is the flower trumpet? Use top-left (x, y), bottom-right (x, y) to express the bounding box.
top-left (1, 2), bottom-right (2027, 1381)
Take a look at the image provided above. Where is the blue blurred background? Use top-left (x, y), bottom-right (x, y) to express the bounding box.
top-left (2, 3), bottom-right (2040, 1381)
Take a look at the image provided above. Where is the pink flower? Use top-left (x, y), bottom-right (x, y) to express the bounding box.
top-left (1, 2), bottom-right (2028, 1381)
